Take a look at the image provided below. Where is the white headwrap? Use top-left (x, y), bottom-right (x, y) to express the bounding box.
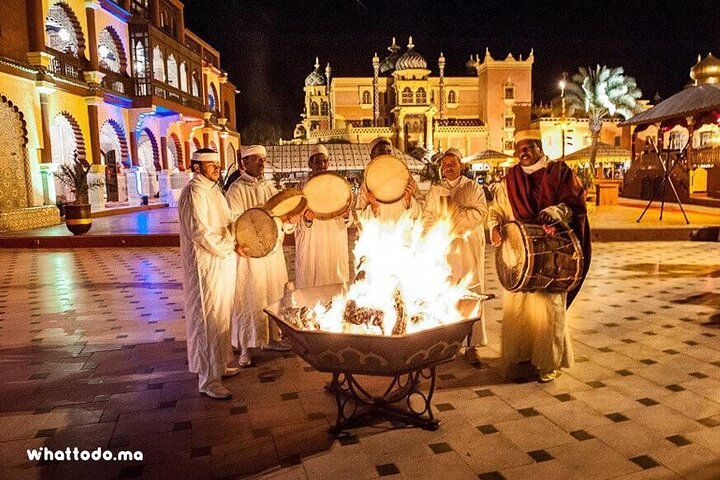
top-left (241, 145), bottom-right (267, 159)
top-left (191, 149), bottom-right (220, 163)
top-left (514, 129), bottom-right (543, 144)
top-left (442, 147), bottom-right (464, 162)
top-left (309, 144), bottom-right (329, 158)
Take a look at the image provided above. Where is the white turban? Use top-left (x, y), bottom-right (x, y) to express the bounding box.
top-left (241, 145), bottom-right (267, 158)
top-left (191, 149), bottom-right (220, 163)
top-left (514, 129), bottom-right (543, 144)
top-left (442, 147), bottom-right (464, 162)
top-left (369, 137), bottom-right (392, 152)
top-left (309, 144), bottom-right (329, 158)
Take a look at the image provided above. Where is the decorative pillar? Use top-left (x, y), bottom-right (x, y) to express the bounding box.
top-left (183, 140), bottom-right (191, 171)
top-left (438, 52), bottom-right (446, 120)
top-left (84, 96), bottom-right (103, 165)
top-left (686, 116), bottom-right (695, 168)
top-left (26, 0), bottom-right (45, 53)
top-left (372, 53), bottom-right (380, 127)
top-left (85, 1), bottom-right (100, 71)
top-left (39, 91), bottom-right (53, 164)
top-left (130, 131), bottom-right (139, 167)
top-left (325, 63), bottom-right (333, 129)
top-left (160, 136), bottom-right (169, 170)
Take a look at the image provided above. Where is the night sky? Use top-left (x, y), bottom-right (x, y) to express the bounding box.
top-left (182, 0), bottom-right (720, 136)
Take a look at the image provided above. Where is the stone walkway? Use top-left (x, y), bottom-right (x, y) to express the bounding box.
top-left (0, 242), bottom-right (718, 479)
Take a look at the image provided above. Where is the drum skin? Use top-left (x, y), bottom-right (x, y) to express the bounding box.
top-left (364, 154), bottom-right (410, 204)
top-left (265, 188), bottom-right (307, 219)
top-left (303, 173), bottom-right (352, 219)
top-left (495, 221), bottom-right (584, 293)
top-left (235, 208), bottom-right (279, 258)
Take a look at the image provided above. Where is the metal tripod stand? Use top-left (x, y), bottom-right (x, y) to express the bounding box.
top-left (636, 137), bottom-right (690, 224)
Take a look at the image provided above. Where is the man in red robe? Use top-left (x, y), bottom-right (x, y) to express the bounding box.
top-left (488, 130), bottom-right (591, 382)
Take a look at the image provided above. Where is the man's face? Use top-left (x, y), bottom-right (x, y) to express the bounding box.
top-left (196, 161), bottom-right (221, 183)
top-left (515, 140), bottom-right (544, 167)
top-left (244, 154), bottom-right (265, 179)
top-left (308, 153), bottom-right (328, 175)
top-left (440, 155), bottom-right (462, 181)
top-left (370, 142), bottom-right (393, 159)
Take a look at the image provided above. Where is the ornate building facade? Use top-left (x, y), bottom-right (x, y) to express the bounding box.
top-left (292, 37), bottom-right (533, 159)
top-left (0, 0), bottom-right (239, 230)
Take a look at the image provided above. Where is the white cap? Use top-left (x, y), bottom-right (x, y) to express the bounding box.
top-left (442, 147), bottom-right (464, 161)
top-left (514, 129), bottom-right (543, 144)
top-left (309, 144), bottom-right (329, 158)
top-left (240, 145), bottom-right (267, 158)
top-left (191, 149), bottom-right (220, 162)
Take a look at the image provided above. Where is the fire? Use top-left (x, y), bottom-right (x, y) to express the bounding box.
top-left (284, 213), bottom-right (482, 336)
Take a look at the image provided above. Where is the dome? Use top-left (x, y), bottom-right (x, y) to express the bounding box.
top-left (395, 37), bottom-right (427, 71)
top-left (380, 37), bottom-right (401, 74)
top-left (691, 53), bottom-right (720, 85)
top-left (304, 58), bottom-right (326, 87)
top-left (465, 54), bottom-right (478, 73)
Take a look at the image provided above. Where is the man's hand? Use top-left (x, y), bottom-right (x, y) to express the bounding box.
top-left (367, 191), bottom-right (379, 215)
top-left (541, 224), bottom-right (557, 236)
top-left (303, 208), bottom-right (314, 223)
top-left (287, 212), bottom-right (302, 225)
top-left (490, 226), bottom-right (503, 247)
top-left (403, 181), bottom-right (416, 208)
top-left (235, 243), bottom-right (250, 257)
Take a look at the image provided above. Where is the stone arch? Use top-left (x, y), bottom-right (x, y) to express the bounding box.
top-left (167, 53), bottom-right (179, 88)
top-left (45, 1), bottom-right (86, 58)
top-left (191, 70), bottom-right (200, 97)
top-left (168, 132), bottom-right (183, 169)
top-left (98, 25), bottom-right (127, 74)
top-left (152, 45), bottom-right (165, 82)
top-left (51, 111), bottom-right (87, 164)
top-left (226, 142), bottom-right (236, 168)
top-left (137, 128), bottom-right (160, 171)
top-left (208, 82), bottom-right (218, 112)
top-left (0, 95), bottom-right (32, 211)
top-left (100, 118), bottom-right (129, 167)
top-left (50, 111), bottom-right (87, 202)
top-left (179, 61), bottom-right (188, 92)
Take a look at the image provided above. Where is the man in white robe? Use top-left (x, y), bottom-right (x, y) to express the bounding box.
top-left (178, 149), bottom-right (241, 400)
top-left (356, 137), bottom-right (420, 223)
top-left (488, 130), bottom-right (591, 382)
top-left (225, 145), bottom-right (298, 367)
top-left (422, 148), bottom-right (488, 361)
top-left (295, 144), bottom-right (354, 288)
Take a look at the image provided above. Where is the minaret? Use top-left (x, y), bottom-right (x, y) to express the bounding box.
top-left (438, 52), bottom-right (446, 119)
top-left (372, 52), bottom-right (380, 126)
top-left (325, 62), bottom-right (333, 129)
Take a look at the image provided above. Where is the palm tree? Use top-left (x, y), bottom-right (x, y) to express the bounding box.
top-left (565, 65), bottom-right (642, 175)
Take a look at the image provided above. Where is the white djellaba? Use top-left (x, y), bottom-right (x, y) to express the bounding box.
top-left (178, 168), bottom-right (237, 392)
top-left (225, 173), bottom-right (294, 351)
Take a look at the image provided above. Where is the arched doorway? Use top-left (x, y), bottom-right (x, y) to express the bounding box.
top-left (137, 128), bottom-right (159, 197)
top-left (44, 2), bottom-right (85, 57)
top-left (167, 133), bottom-right (183, 171)
top-left (50, 112), bottom-right (86, 202)
top-left (0, 96), bottom-right (32, 211)
top-left (100, 120), bottom-right (129, 201)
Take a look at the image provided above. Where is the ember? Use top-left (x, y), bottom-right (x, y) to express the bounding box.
top-left (281, 214), bottom-right (482, 335)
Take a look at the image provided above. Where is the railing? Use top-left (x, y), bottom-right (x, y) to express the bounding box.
top-left (435, 118), bottom-right (485, 127)
top-left (151, 80), bottom-right (204, 112)
top-left (47, 49), bottom-right (86, 81)
top-left (690, 147), bottom-right (720, 166)
top-left (101, 69), bottom-right (133, 96)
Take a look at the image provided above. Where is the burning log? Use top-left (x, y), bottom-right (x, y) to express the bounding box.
top-left (342, 299), bottom-right (385, 334)
top-left (391, 286), bottom-right (407, 336)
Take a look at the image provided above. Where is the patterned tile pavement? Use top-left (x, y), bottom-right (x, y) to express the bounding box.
top-left (0, 242), bottom-right (718, 479)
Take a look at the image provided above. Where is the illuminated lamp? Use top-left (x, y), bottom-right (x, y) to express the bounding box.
top-left (98, 44), bottom-right (110, 59)
top-left (57, 28), bottom-right (71, 42)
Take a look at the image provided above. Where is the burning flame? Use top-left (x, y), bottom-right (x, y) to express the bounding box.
top-left (301, 213), bottom-right (482, 335)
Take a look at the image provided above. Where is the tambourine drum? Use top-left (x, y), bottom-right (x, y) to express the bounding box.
top-left (364, 154), bottom-right (410, 204)
top-left (264, 188), bottom-right (307, 219)
top-left (303, 173), bottom-right (352, 219)
top-left (495, 221), bottom-right (584, 293)
top-left (235, 208), bottom-right (279, 258)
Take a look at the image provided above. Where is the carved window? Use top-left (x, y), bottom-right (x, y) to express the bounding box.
top-left (310, 101), bottom-right (319, 116)
top-left (448, 90), bottom-right (457, 104)
top-left (362, 91), bottom-right (371, 104)
top-left (416, 88), bottom-right (427, 104)
top-left (402, 87), bottom-right (413, 104)
top-left (321, 101), bottom-right (329, 115)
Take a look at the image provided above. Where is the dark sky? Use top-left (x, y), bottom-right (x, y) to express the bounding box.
top-left (182, 0), bottom-right (720, 136)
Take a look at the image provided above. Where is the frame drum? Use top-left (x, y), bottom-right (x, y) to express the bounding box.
top-left (303, 173), bottom-right (353, 219)
top-left (235, 207), bottom-right (279, 258)
top-left (265, 188), bottom-right (307, 220)
top-left (496, 221), bottom-right (584, 293)
top-left (364, 154), bottom-right (410, 204)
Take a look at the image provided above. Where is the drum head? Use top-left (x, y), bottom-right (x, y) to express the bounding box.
top-left (495, 221), bottom-right (528, 292)
top-left (235, 208), bottom-right (279, 258)
top-left (303, 173), bottom-right (352, 219)
top-left (265, 188), bottom-right (307, 219)
top-left (364, 154), bottom-right (410, 204)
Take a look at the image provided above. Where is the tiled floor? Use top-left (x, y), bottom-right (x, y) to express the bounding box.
top-left (0, 242), bottom-right (718, 479)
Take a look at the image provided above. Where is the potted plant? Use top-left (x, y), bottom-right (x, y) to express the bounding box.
top-left (54, 157), bottom-right (103, 235)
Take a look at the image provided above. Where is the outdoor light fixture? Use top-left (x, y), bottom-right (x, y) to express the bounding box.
top-left (98, 44), bottom-right (110, 59)
top-left (57, 28), bottom-right (71, 42)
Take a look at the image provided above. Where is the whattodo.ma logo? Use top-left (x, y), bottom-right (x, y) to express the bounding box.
top-left (27, 447), bottom-right (143, 462)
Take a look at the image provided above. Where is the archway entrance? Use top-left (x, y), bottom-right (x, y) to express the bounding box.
top-left (137, 129), bottom-right (159, 197)
top-left (0, 96), bottom-right (32, 211)
top-left (50, 113), bottom-right (85, 203)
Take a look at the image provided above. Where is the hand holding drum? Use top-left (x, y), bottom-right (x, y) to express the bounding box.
top-left (302, 173), bottom-right (353, 220)
top-left (364, 155), bottom-right (411, 204)
top-left (234, 189), bottom-right (306, 258)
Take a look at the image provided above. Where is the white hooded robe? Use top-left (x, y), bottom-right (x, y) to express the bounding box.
top-left (422, 176), bottom-right (488, 346)
top-left (225, 173), bottom-right (292, 349)
top-left (178, 173), bottom-right (236, 389)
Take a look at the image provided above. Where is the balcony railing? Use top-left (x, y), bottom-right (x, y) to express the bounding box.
top-left (690, 147), bottom-right (720, 166)
top-left (101, 69), bottom-right (133, 96)
top-left (47, 49), bottom-right (87, 81)
top-left (152, 80), bottom-right (204, 112)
